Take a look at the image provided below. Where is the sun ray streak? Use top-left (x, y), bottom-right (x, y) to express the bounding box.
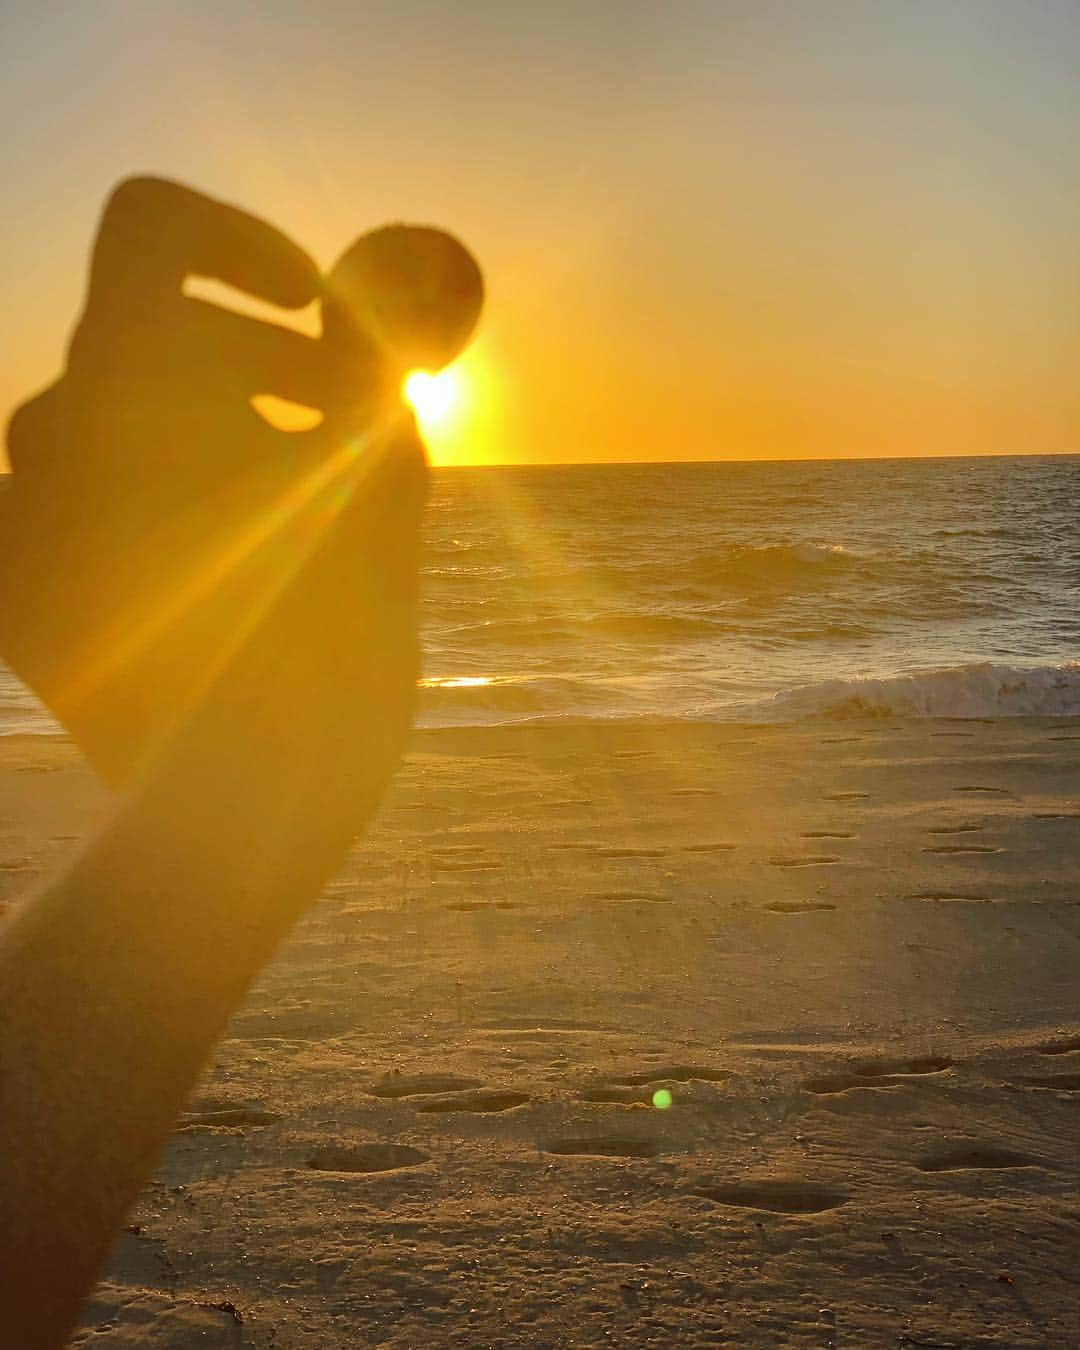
top-left (57, 424), bottom-right (400, 769)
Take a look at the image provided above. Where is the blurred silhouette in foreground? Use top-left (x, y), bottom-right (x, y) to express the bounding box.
top-left (0, 177), bottom-right (482, 1347)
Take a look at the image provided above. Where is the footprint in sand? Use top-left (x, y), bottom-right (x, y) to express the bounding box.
top-left (177, 1105), bottom-right (280, 1130)
top-left (444, 900), bottom-right (519, 912)
top-left (694, 1181), bottom-right (847, 1213)
top-left (1033, 811), bottom-right (1080, 820)
top-left (615, 1065), bottom-right (732, 1087)
top-left (1037, 1037), bottom-right (1080, 1056)
top-left (545, 1135), bottom-right (659, 1159)
top-left (579, 1085), bottom-right (656, 1105)
top-left (765, 901), bottom-right (836, 915)
top-left (824, 792), bottom-right (868, 802)
top-left (368, 1073), bottom-right (483, 1099)
top-left (803, 1056), bottom-right (951, 1095)
top-left (670, 788), bottom-right (716, 797)
top-left (585, 890), bottom-right (672, 904)
top-left (308, 1143), bottom-right (430, 1174)
top-left (597, 847), bottom-right (667, 859)
top-left (801, 831), bottom-right (853, 840)
top-left (803, 1073), bottom-right (902, 1095)
top-left (1008, 1074), bottom-right (1080, 1092)
top-left (926, 823), bottom-right (984, 834)
top-left (580, 1064), bottom-right (731, 1101)
top-left (906, 892), bottom-right (992, 904)
top-left (854, 1056), bottom-right (952, 1077)
top-left (415, 1088), bottom-right (530, 1114)
top-left (922, 844), bottom-right (1001, 855)
top-left (681, 842), bottom-right (737, 853)
top-left (769, 855), bottom-right (840, 868)
top-left (915, 1146), bottom-right (1039, 1172)
top-left (953, 785), bottom-right (1012, 796)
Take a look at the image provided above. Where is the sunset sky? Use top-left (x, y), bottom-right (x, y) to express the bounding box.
top-left (3, 0), bottom-right (1080, 465)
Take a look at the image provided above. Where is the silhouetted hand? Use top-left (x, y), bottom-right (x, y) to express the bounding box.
top-left (0, 177), bottom-right (433, 800)
top-left (0, 180), bottom-right (485, 1349)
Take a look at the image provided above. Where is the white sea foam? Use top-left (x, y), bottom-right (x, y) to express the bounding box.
top-left (763, 662), bottom-right (1080, 721)
top-left (788, 542), bottom-right (851, 564)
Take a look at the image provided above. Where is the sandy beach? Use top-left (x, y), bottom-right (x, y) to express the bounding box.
top-left (2, 719), bottom-right (1075, 1346)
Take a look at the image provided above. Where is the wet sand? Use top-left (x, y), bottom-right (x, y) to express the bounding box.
top-left (1, 720), bottom-right (1076, 1347)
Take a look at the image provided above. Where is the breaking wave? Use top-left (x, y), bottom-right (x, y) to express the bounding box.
top-left (762, 662), bottom-right (1080, 721)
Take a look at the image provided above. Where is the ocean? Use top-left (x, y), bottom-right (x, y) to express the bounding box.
top-left (2, 455), bottom-right (1079, 735)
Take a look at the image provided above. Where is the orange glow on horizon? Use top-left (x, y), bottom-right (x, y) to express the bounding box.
top-left (6, 5), bottom-right (1080, 467)
top-left (403, 368), bottom-right (460, 432)
top-left (403, 340), bottom-right (502, 467)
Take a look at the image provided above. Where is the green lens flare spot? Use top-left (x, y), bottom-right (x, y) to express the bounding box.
top-left (652, 1088), bottom-right (673, 1110)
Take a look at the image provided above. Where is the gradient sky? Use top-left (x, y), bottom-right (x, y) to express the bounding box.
top-left (3, 0), bottom-right (1080, 464)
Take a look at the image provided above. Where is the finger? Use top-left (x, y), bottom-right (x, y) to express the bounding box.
top-left (85, 177), bottom-right (318, 317)
top-left (5, 385), bottom-right (64, 479)
top-left (325, 224), bottom-right (484, 373)
top-left (177, 298), bottom-right (374, 411)
top-left (344, 417), bottom-right (430, 605)
top-left (380, 417), bottom-right (430, 522)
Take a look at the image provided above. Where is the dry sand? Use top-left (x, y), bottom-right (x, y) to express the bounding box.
top-left (0, 720), bottom-right (1076, 1347)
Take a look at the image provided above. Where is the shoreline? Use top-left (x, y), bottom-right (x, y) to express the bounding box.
top-left (2, 704), bottom-right (1080, 743)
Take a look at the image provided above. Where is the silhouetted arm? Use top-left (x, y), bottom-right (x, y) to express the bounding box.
top-left (0, 415), bottom-right (426, 1348)
top-left (0, 179), bottom-right (436, 1347)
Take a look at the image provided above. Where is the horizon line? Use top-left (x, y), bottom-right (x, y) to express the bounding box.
top-left (436, 450), bottom-right (1080, 470)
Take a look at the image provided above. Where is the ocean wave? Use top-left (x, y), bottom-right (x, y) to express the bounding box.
top-left (786, 542), bottom-right (851, 563)
top-left (417, 675), bottom-right (626, 726)
top-left (762, 662), bottom-right (1080, 720)
top-left (562, 612), bottom-right (726, 640)
top-left (566, 542), bottom-right (866, 596)
top-left (440, 614), bottom-right (722, 645)
top-left (689, 542), bottom-right (863, 588)
top-left (426, 543), bottom-right (863, 595)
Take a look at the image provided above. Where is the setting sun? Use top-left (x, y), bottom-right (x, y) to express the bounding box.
top-left (399, 345), bottom-right (501, 466)
top-left (403, 368), bottom-right (460, 433)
